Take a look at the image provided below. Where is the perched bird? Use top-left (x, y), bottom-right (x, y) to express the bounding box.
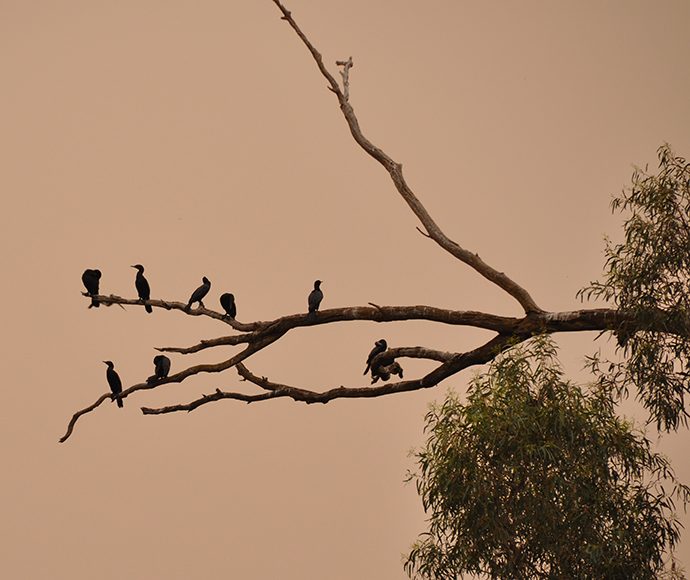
top-left (131, 264), bottom-right (152, 313)
top-left (186, 277), bottom-right (211, 312)
top-left (220, 293), bottom-right (236, 319)
top-left (82, 269), bottom-right (102, 308)
top-left (103, 360), bottom-right (123, 408)
top-left (147, 355), bottom-right (171, 384)
top-left (307, 280), bottom-right (323, 323)
top-left (364, 339), bottom-right (388, 375)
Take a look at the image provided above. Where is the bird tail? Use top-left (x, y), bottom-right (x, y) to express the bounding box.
top-left (91, 296), bottom-right (100, 308)
top-left (363, 364), bottom-right (370, 376)
top-left (307, 311), bottom-right (316, 323)
top-left (145, 303), bottom-right (153, 314)
top-left (116, 396), bottom-right (124, 408)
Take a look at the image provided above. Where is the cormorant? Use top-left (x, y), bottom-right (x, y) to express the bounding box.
top-left (307, 280), bottom-right (323, 323)
top-left (185, 277), bottom-right (211, 312)
top-left (131, 264), bottom-right (152, 313)
top-left (220, 293), bottom-right (236, 319)
top-left (103, 360), bottom-right (123, 408)
top-left (82, 269), bottom-right (102, 308)
top-left (147, 355), bottom-right (171, 384)
top-left (364, 339), bottom-right (388, 375)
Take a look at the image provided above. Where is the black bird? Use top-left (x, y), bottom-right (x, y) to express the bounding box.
top-left (147, 355), bottom-right (171, 384)
top-left (307, 280), bottom-right (323, 323)
top-left (82, 269), bottom-right (102, 308)
top-left (103, 360), bottom-right (123, 408)
top-left (220, 293), bottom-right (236, 319)
top-left (364, 339), bottom-right (388, 375)
top-left (131, 264), bottom-right (152, 313)
top-left (185, 277), bottom-right (211, 312)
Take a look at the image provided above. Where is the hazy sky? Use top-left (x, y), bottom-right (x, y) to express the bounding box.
top-left (2, 1), bottom-right (690, 578)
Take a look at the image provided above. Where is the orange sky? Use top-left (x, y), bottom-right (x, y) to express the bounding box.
top-left (2, 1), bottom-right (690, 578)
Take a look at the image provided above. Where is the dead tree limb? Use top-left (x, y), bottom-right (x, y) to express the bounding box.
top-left (62, 2), bottom-right (632, 442)
top-left (271, 0), bottom-right (542, 314)
top-left (141, 336), bottom-right (511, 415)
top-left (61, 300), bottom-right (623, 441)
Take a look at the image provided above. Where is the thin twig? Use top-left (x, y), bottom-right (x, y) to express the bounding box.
top-left (335, 57), bottom-right (353, 101)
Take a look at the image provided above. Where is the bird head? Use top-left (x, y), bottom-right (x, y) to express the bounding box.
top-left (131, 264), bottom-right (144, 272)
top-left (102, 360), bottom-right (114, 368)
top-left (314, 280), bottom-right (322, 289)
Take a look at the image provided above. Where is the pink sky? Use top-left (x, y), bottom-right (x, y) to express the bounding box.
top-left (1, 1), bottom-right (690, 578)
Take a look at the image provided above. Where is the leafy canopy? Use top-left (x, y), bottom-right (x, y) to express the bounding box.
top-left (580, 144), bottom-right (690, 431)
top-left (405, 336), bottom-right (688, 580)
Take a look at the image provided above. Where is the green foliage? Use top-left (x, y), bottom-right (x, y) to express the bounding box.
top-left (405, 336), bottom-right (688, 580)
top-left (579, 144), bottom-right (690, 431)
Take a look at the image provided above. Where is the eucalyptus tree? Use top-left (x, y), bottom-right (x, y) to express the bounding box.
top-left (405, 336), bottom-right (688, 580)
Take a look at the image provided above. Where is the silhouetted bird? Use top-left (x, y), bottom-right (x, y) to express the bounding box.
top-left (82, 269), bottom-right (102, 308)
top-left (186, 277), bottom-right (211, 311)
top-left (131, 264), bottom-right (152, 313)
top-left (364, 339), bottom-right (388, 375)
top-left (103, 360), bottom-right (123, 408)
top-left (220, 293), bottom-right (236, 319)
top-left (147, 355), bottom-right (171, 384)
top-left (307, 280), bottom-right (323, 323)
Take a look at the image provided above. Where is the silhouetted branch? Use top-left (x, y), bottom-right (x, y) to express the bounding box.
top-left (90, 293), bottom-right (625, 355)
top-left (61, 343), bottom-right (274, 442)
top-left (59, 393), bottom-right (114, 443)
top-left (271, 0), bottom-right (541, 314)
top-left (139, 335), bottom-right (515, 415)
top-left (63, 2), bottom-right (665, 443)
top-left (66, 283), bottom-right (630, 442)
top-left (89, 293), bottom-right (259, 330)
top-left (141, 388), bottom-right (280, 415)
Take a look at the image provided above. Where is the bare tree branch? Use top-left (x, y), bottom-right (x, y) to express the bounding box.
top-left (65, 278), bottom-right (628, 442)
top-left (271, 0), bottom-right (542, 314)
top-left (335, 57), bottom-right (353, 101)
top-left (141, 389), bottom-right (281, 415)
top-left (89, 293), bottom-right (261, 331)
top-left (63, 2), bottom-right (660, 443)
top-left (59, 393), bottom-right (114, 443)
top-left (60, 340), bottom-right (279, 442)
top-left (139, 334), bottom-right (516, 416)
top-left (63, 327), bottom-right (513, 437)
top-left (93, 293), bottom-right (623, 353)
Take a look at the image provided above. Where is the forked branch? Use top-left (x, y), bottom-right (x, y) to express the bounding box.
top-left (141, 336), bottom-right (510, 415)
top-left (62, 2), bottom-right (626, 443)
